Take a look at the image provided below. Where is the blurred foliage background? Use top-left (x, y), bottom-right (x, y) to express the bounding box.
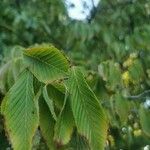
top-left (0, 0), bottom-right (150, 149)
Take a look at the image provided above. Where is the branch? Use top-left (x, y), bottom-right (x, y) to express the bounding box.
top-left (91, 0), bottom-right (96, 9)
top-left (87, 0), bottom-right (98, 23)
top-left (124, 89), bottom-right (150, 100)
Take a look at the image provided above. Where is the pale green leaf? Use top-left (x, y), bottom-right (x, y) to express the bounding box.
top-left (98, 61), bottom-right (122, 91)
top-left (115, 92), bottom-right (130, 125)
top-left (6, 58), bottom-right (24, 90)
top-left (0, 61), bottom-right (10, 93)
top-left (128, 59), bottom-right (144, 83)
top-left (139, 105), bottom-right (150, 137)
top-left (1, 69), bottom-right (39, 150)
top-left (11, 46), bottom-right (24, 59)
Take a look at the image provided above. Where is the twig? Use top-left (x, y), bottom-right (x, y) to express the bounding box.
top-left (91, 0), bottom-right (96, 9)
top-left (87, 0), bottom-right (98, 23)
top-left (125, 89), bottom-right (150, 100)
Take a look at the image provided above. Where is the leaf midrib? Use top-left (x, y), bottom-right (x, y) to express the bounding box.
top-left (24, 71), bottom-right (30, 149)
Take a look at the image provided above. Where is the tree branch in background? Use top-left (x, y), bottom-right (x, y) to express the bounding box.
top-left (91, 0), bottom-right (96, 9)
top-left (87, 0), bottom-right (98, 23)
top-left (125, 89), bottom-right (150, 100)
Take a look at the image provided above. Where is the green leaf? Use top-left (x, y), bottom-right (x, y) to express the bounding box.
top-left (6, 65), bottom-right (15, 90)
top-left (54, 90), bottom-right (74, 146)
top-left (114, 92), bottom-right (130, 125)
top-left (6, 58), bottom-right (24, 90)
top-left (98, 61), bottom-right (122, 91)
top-left (0, 61), bottom-right (10, 94)
top-left (1, 69), bottom-right (39, 150)
top-left (67, 67), bottom-right (108, 150)
top-left (139, 105), bottom-right (150, 137)
top-left (0, 47), bottom-right (24, 94)
top-left (39, 97), bottom-right (55, 150)
top-left (47, 84), bottom-right (65, 109)
top-left (43, 85), bottom-right (57, 121)
top-left (23, 44), bottom-right (70, 83)
top-left (11, 46), bottom-right (24, 59)
top-left (11, 57), bottom-right (24, 81)
top-left (128, 59), bottom-right (144, 83)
